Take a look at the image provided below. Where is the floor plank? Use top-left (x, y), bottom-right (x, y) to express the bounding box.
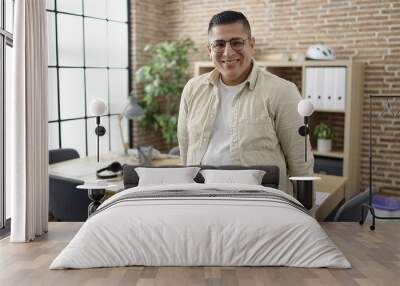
top-left (0, 222), bottom-right (399, 286)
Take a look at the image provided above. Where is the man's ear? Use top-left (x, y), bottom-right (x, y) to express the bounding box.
top-left (207, 44), bottom-right (212, 60)
top-left (249, 36), bottom-right (255, 50)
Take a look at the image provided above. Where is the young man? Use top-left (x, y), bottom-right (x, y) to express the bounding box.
top-left (177, 10), bottom-right (314, 194)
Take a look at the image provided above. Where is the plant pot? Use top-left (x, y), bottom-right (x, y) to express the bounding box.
top-left (317, 139), bottom-right (332, 153)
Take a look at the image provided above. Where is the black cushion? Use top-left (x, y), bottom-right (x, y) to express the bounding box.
top-left (123, 165), bottom-right (280, 189)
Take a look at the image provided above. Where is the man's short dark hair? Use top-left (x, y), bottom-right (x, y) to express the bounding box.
top-left (208, 10), bottom-right (251, 37)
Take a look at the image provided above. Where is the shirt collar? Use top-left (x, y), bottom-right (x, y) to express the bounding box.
top-left (205, 58), bottom-right (258, 91)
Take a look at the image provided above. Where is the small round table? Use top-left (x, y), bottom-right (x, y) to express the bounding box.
top-left (77, 183), bottom-right (116, 216)
top-left (289, 176), bottom-right (321, 210)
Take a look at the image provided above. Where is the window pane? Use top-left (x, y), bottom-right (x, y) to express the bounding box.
top-left (5, 44), bottom-right (13, 220)
top-left (6, 0), bottom-right (14, 33)
top-left (61, 119), bottom-right (86, 157)
top-left (84, 18), bottom-right (107, 67)
top-left (6, 45), bottom-right (12, 112)
top-left (47, 12), bottom-right (57, 66)
top-left (45, 0), bottom-right (130, 164)
top-left (47, 0), bottom-right (55, 10)
top-left (48, 68), bottom-right (59, 121)
top-left (107, 0), bottom-right (127, 22)
top-left (107, 22), bottom-right (128, 68)
top-left (48, 122), bottom-right (59, 150)
top-left (85, 68), bottom-right (108, 115)
top-left (57, 0), bottom-right (82, 15)
top-left (57, 14), bottom-right (84, 66)
top-left (110, 115), bottom-right (127, 153)
top-left (87, 116), bottom-right (110, 156)
top-left (59, 68), bottom-right (85, 119)
top-left (109, 69), bottom-right (128, 114)
top-left (84, 0), bottom-right (106, 18)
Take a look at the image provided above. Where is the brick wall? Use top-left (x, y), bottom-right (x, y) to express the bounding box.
top-left (132, 0), bottom-right (400, 192)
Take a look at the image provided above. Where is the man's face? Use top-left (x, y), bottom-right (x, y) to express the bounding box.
top-left (208, 22), bottom-right (255, 84)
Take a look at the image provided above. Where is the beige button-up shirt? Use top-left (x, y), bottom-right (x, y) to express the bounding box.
top-left (177, 60), bottom-right (314, 194)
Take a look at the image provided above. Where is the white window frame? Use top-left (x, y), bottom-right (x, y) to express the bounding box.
top-left (46, 0), bottom-right (131, 157)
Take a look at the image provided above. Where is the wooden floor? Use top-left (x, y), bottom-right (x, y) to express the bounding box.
top-left (0, 222), bottom-right (399, 286)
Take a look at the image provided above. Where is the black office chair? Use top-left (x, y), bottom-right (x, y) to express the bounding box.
top-left (49, 148), bottom-right (90, 222)
top-left (49, 148), bottom-right (79, 164)
top-left (168, 146), bottom-right (180, 156)
top-left (334, 188), bottom-right (376, 222)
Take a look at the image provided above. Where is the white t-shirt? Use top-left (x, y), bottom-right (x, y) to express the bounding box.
top-left (201, 78), bottom-right (246, 165)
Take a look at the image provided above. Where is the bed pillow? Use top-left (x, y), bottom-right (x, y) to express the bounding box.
top-left (135, 167), bottom-right (201, 186)
top-left (200, 169), bottom-right (266, 185)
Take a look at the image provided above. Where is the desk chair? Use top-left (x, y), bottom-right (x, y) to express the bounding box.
top-left (168, 146), bottom-right (180, 156)
top-left (49, 148), bottom-right (79, 164)
top-left (49, 148), bottom-right (89, 221)
top-left (334, 189), bottom-right (375, 222)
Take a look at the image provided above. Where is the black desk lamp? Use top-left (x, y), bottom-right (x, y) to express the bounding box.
top-left (297, 99), bottom-right (314, 161)
top-left (89, 98), bottom-right (107, 162)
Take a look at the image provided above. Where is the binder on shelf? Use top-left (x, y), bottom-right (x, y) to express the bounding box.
top-left (305, 67), bottom-right (325, 110)
top-left (314, 68), bottom-right (325, 110)
top-left (323, 68), bottom-right (335, 109)
top-left (306, 67), bottom-right (346, 112)
top-left (305, 67), bottom-right (314, 102)
top-left (333, 68), bottom-right (346, 111)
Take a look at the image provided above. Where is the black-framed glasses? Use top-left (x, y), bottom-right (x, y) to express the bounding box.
top-left (209, 37), bottom-right (249, 53)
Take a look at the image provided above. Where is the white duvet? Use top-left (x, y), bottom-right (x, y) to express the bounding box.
top-left (50, 183), bottom-right (351, 269)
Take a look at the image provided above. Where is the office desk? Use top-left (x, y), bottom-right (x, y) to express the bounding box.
top-left (49, 155), bottom-right (346, 221)
top-left (49, 152), bottom-right (181, 192)
top-left (314, 174), bottom-right (347, 221)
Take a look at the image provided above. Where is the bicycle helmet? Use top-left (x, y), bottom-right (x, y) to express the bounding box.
top-left (306, 44), bottom-right (336, 60)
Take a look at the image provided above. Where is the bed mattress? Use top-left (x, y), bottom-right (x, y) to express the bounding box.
top-left (50, 183), bottom-right (350, 269)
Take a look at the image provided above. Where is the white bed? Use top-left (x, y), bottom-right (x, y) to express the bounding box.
top-left (50, 183), bottom-right (351, 269)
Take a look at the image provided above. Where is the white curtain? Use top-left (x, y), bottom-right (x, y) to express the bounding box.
top-left (7, 0), bottom-right (48, 242)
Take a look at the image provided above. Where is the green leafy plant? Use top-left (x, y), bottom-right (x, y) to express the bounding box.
top-left (135, 38), bottom-right (195, 144)
top-left (313, 123), bottom-right (335, 140)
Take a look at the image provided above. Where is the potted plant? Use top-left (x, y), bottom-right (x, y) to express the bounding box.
top-left (313, 123), bottom-right (334, 153)
top-left (135, 38), bottom-right (195, 146)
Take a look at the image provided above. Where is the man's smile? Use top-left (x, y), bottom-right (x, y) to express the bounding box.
top-left (221, 59), bottom-right (240, 64)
